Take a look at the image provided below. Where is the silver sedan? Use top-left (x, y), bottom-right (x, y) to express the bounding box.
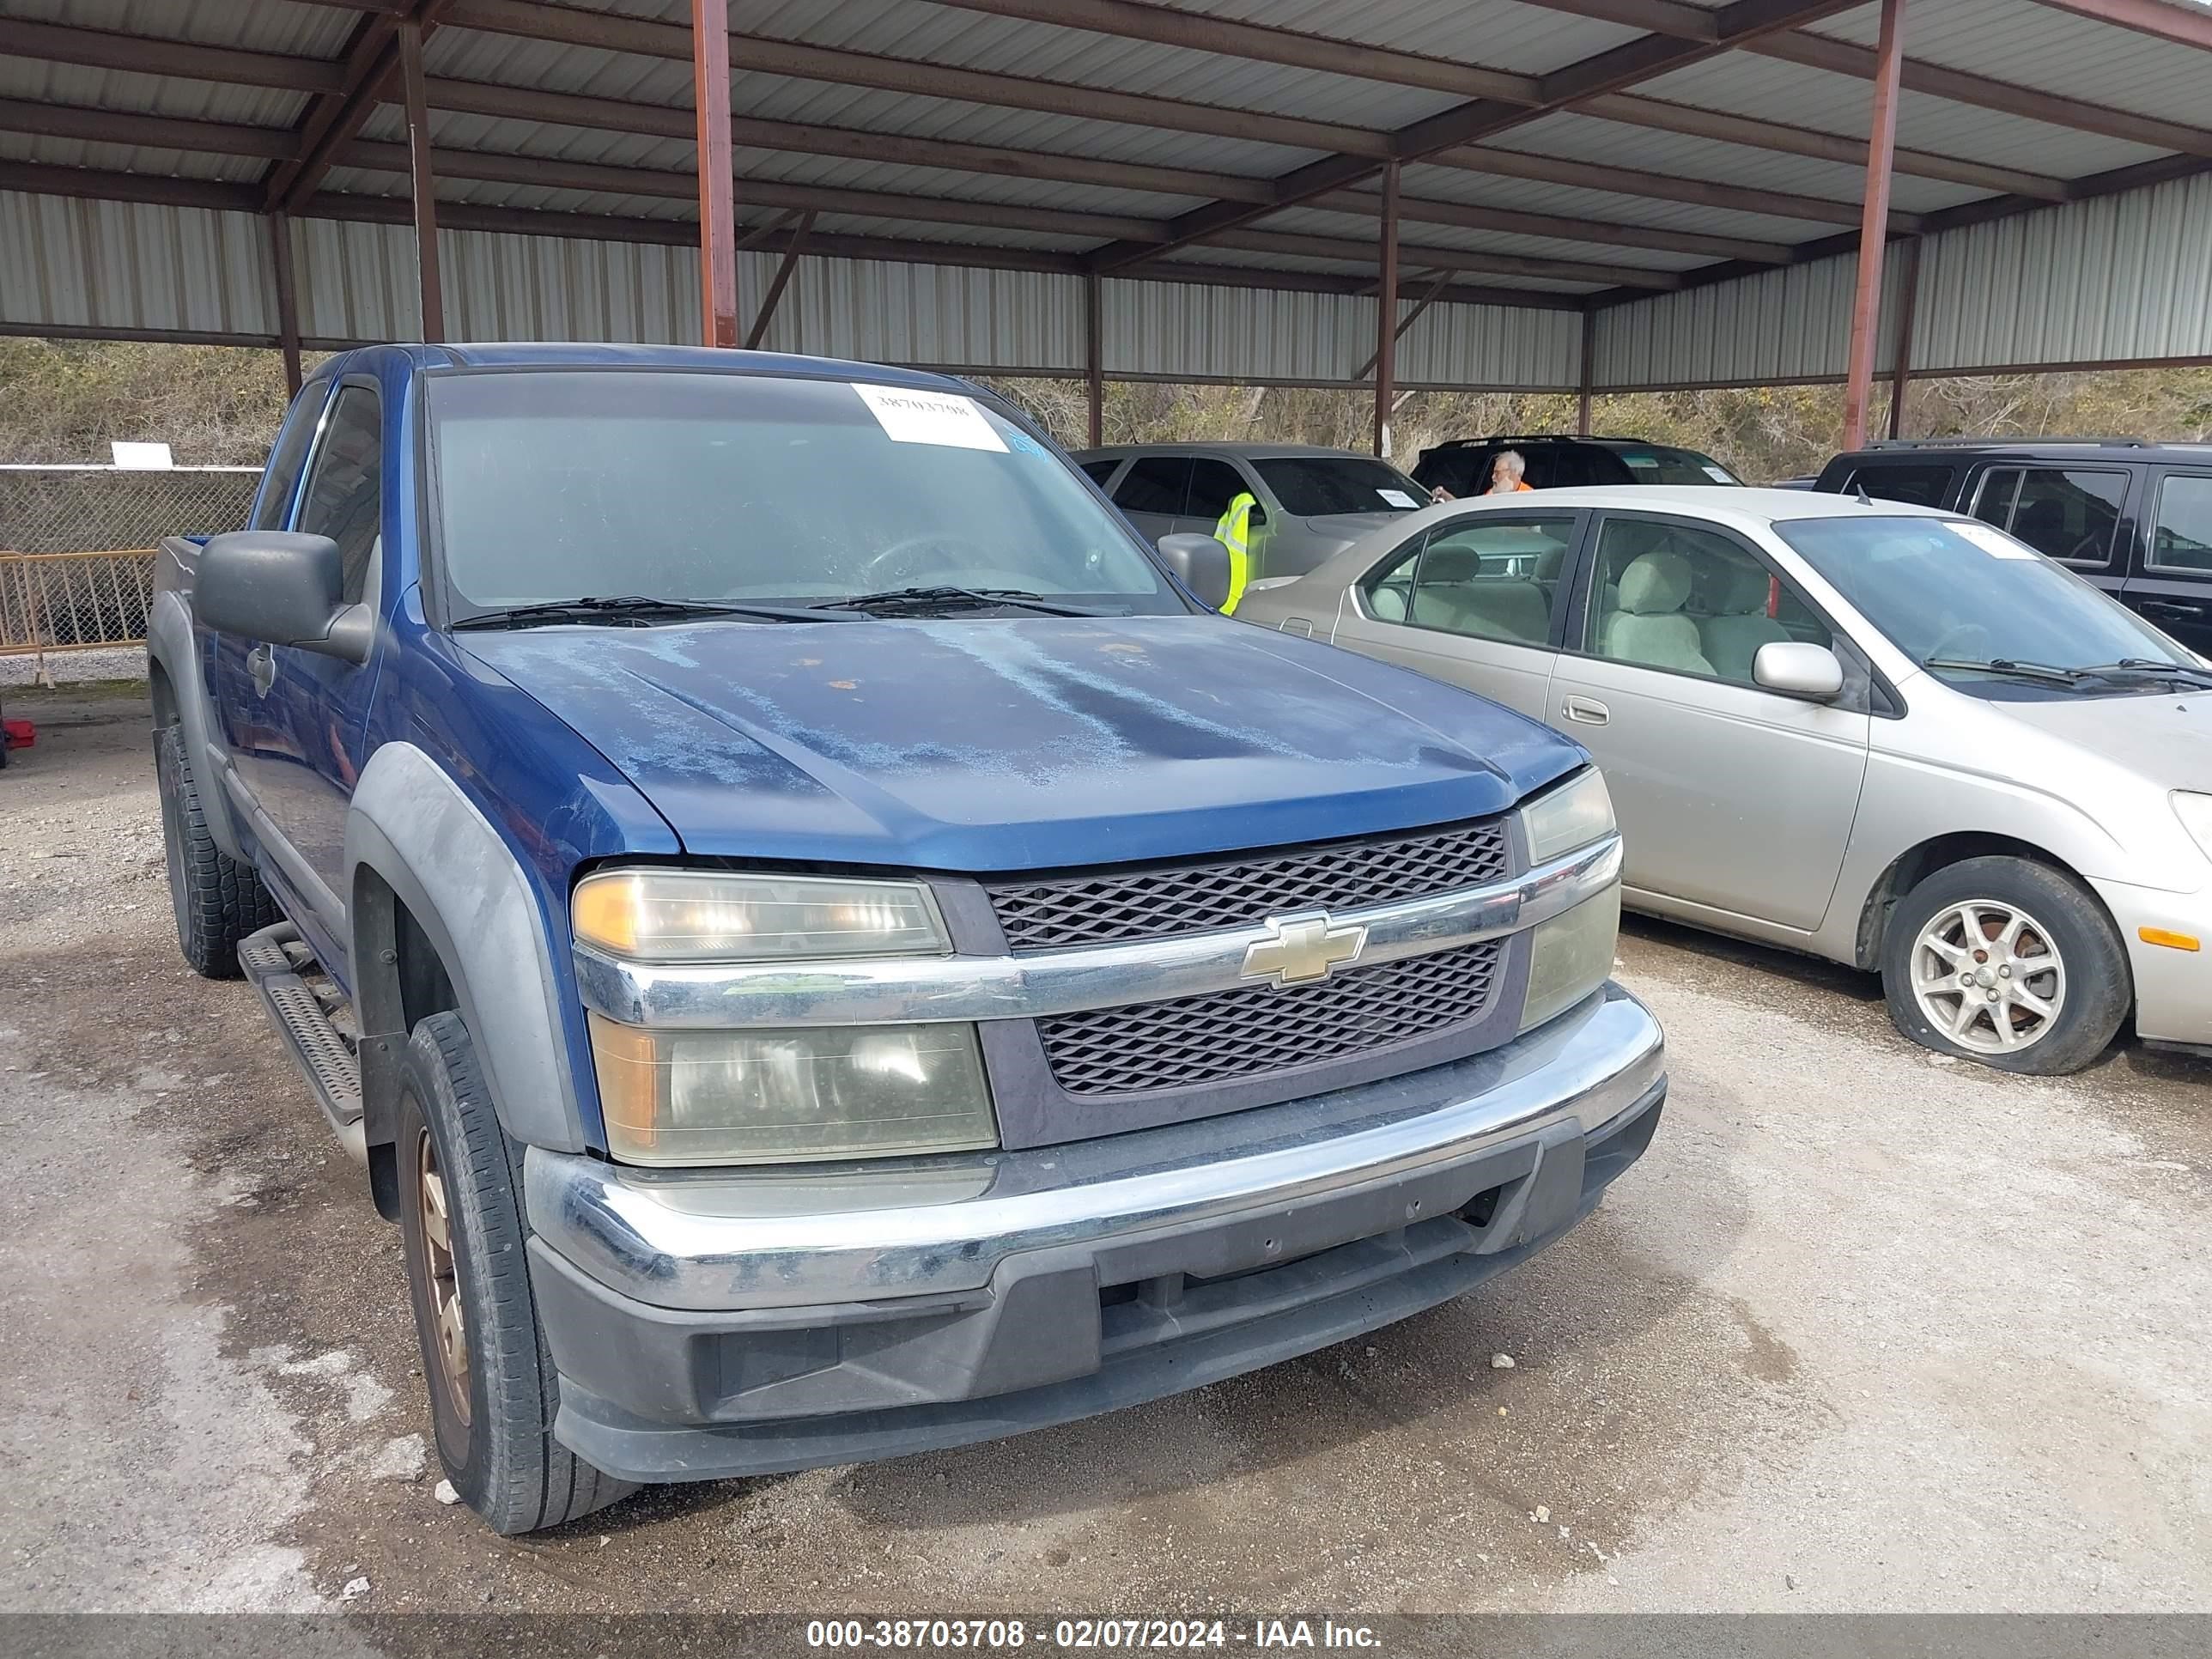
top-left (1237, 486), bottom-right (2212, 1074)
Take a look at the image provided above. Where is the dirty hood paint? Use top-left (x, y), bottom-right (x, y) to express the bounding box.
top-left (461, 615), bottom-right (1584, 869)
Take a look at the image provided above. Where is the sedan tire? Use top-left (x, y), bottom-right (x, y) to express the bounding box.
top-left (1881, 855), bottom-right (2130, 1076)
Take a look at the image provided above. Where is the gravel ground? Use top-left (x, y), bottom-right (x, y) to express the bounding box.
top-left (2, 688), bottom-right (2209, 1621)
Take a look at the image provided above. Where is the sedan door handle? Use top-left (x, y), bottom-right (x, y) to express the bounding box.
top-left (1562, 696), bottom-right (1609, 726)
top-left (2142, 600), bottom-right (2204, 620)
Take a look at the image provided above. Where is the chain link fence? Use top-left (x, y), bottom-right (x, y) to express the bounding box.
top-left (0, 465), bottom-right (259, 683)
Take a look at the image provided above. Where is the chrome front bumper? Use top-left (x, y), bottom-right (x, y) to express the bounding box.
top-left (520, 986), bottom-right (1664, 1481)
top-left (527, 983), bottom-right (1662, 1312)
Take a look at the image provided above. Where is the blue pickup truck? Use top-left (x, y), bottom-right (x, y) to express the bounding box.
top-left (149, 343), bottom-right (1662, 1534)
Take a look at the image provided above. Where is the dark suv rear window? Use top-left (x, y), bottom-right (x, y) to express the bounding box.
top-left (1843, 461), bottom-right (1955, 507)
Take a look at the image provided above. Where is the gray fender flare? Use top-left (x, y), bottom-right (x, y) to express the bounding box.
top-left (146, 582), bottom-right (247, 862)
top-left (345, 742), bottom-right (588, 1154)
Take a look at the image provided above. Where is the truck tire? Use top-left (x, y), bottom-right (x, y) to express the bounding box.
top-left (156, 723), bottom-right (279, 979)
top-left (1881, 855), bottom-right (2130, 1076)
top-left (395, 1011), bottom-right (637, 1534)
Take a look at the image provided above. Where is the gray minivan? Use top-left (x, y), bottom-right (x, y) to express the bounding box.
top-left (1076, 443), bottom-right (1431, 580)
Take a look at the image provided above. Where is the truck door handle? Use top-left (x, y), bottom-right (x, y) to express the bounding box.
top-left (1562, 696), bottom-right (1609, 726)
top-left (2142, 600), bottom-right (2204, 621)
top-left (247, 643), bottom-right (276, 696)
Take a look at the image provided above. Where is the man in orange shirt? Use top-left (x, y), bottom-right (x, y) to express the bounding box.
top-left (1487, 449), bottom-right (1535, 494)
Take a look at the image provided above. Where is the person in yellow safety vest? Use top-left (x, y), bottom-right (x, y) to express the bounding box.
top-left (1212, 490), bottom-right (1256, 614)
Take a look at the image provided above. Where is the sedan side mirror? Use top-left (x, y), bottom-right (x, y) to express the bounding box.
top-left (195, 531), bottom-right (373, 665)
top-left (1157, 532), bottom-right (1233, 611)
top-left (1753, 640), bottom-right (1844, 701)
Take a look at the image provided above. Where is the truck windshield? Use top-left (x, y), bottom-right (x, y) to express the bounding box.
top-left (1774, 514), bottom-right (2196, 693)
top-left (1250, 457), bottom-right (1426, 517)
top-left (428, 370), bottom-right (1181, 617)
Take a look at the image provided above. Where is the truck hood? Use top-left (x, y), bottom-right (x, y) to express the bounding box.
top-left (462, 615), bottom-right (1583, 870)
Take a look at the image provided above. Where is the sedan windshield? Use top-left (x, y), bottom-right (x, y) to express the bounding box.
top-left (1773, 514), bottom-right (2195, 692)
top-left (1251, 456), bottom-right (1427, 517)
top-left (428, 370), bottom-right (1180, 618)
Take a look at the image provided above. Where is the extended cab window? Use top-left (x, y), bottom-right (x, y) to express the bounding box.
top-left (252, 388), bottom-right (328, 532)
top-left (1111, 457), bottom-right (1191, 516)
top-left (1185, 459), bottom-right (1252, 526)
top-left (293, 384), bottom-right (381, 604)
top-left (428, 371), bottom-right (1176, 613)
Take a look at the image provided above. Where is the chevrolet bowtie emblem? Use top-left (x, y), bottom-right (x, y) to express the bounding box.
top-left (1242, 910), bottom-right (1369, 986)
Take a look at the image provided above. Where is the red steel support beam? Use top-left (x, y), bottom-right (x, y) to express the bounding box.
top-left (744, 210), bottom-right (813, 349)
top-left (1578, 309), bottom-right (1596, 437)
top-left (1887, 234), bottom-right (1923, 440)
top-left (692, 0), bottom-right (739, 348)
top-left (268, 210), bottom-right (304, 394)
top-left (1841, 0), bottom-right (1905, 452)
top-left (1372, 161), bottom-right (1401, 459)
top-left (1085, 272), bottom-right (1104, 448)
top-left (399, 17), bottom-right (443, 343)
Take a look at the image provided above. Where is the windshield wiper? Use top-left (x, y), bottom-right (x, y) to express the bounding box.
top-left (2070, 658), bottom-right (2212, 689)
top-left (1921, 656), bottom-right (2087, 686)
top-left (812, 586), bottom-right (1105, 618)
top-left (453, 595), bottom-right (840, 630)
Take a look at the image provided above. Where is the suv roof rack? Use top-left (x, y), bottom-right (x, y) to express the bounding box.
top-left (1431, 434), bottom-right (1640, 448)
top-left (1859, 435), bottom-right (2151, 449)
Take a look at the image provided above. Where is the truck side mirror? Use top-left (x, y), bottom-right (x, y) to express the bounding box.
top-left (195, 531), bottom-right (373, 665)
top-left (1157, 532), bottom-right (1233, 611)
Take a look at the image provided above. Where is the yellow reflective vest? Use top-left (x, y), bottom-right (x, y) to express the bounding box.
top-left (1212, 491), bottom-right (1255, 614)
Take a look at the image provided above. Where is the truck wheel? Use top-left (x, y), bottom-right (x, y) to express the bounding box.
top-left (1881, 855), bottom-right (2130, 1076)
top-left (156, 723), bottom-right (279, 978)
top-left (395, 1011), bottom-right (637, 1534)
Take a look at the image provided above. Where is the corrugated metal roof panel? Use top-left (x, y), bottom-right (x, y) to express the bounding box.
top-left (0, 189), bottom-right (274, 336)
top-left (771, 258), bottom-right (1085, 368)
top-left (1261, 203), bottom-right (1704, 271)
top-left (1104, 280), bottom-right (1378, 380)
top-left (0, 55), bottom-right (309, 128)
top-left (0, 131), bottom-right (264, 185)
top-left (1637, 49), bottom-right (2167, 181)
top-left (13, 0), bottom-right (357, 58)
top-left (1117, 0), bottom-right (1641, 77)
top-left (1811, 0), bottom-right (2212, 119)
top-left (1494, 109), bottom-right (1987, 216)
top-left (1914, 171), bottom-right (2212, 372)
top-left (1401, 161), bottom-right (1844, 242)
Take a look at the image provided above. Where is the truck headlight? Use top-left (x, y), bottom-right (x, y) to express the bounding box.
top-left (588, 1015), bottom-right (998, 1166)
top-left (1522, 767), bottom-right (1615, 863)
top-left (573, 869), bottom-right (950, 962)
top-left (1519, 769), bottom-right (1621, 1032)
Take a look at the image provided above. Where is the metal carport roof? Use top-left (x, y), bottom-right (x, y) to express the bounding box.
top-left (1, 0), bottom-right (2209, 450)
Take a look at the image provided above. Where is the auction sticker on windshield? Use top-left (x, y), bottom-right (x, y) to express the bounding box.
top-left (1948, 520), bottom-right (2038, 559)
top-left (1376, 488), bottom-right (1420, 508)
top-left (854, 384), bottom-right (1009, 453)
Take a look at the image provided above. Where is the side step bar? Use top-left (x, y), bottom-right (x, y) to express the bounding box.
top-left (239, 921), bottom-right (368, 1168)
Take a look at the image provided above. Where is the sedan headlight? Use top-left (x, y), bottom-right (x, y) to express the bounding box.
top-left (2172, 792), bottom-right (2212, 862)
top-left (575, 869), bottom-right (994, 1165)
top-left (573, 869), bottom-right (950, 962)
top-left (587, 1015), bottom-right (997, 1166)
top-left (1519, 769), bottom-right (1622, 1032)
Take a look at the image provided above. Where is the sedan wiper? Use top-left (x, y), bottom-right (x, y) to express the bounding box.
top-left (453, 595), bottom-right (841, 630)
top-left (811, 586), bottom-right (1105, 618)
top-left (2070, 658), bottom-right (2212, 689)
top-left (1923, 656), bottom-right (2087, 685)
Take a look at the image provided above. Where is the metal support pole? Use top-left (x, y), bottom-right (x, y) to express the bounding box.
top-left (398, 17), bottom-right (442, 343)
top-left (1842, 0), bottom-right (1906, 452)
top-left (1887, 234), bottom-right (1923, 440)
top-left (1577, 308), bottom-right (1595, 437)
top-left (1372, 160), bottom-right (1400, 459)
top-left (1085, 270), bottom-right (1103, 449)
top-left (692, 0), bottom-right (738, 347)
top-left (268, 210), bottom-right (303, 396)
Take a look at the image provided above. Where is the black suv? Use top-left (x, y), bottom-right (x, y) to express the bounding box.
top-left (1409, 434), bottom-right (1742, 497)
top-left (1813, 439), bottom-right (2212, 654)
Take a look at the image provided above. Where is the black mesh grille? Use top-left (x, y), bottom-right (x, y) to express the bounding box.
top-left (987, 817), bottom-right (1511, 951)
top-left (1036, 940), bottom-right (1505, 1097)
